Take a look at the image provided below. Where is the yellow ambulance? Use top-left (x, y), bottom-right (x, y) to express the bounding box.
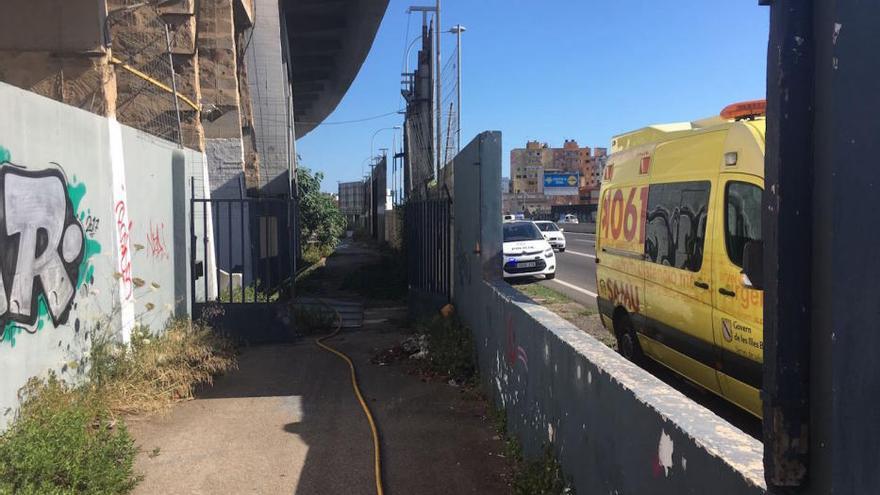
top-left (596, 100), bottom-right (765, 418)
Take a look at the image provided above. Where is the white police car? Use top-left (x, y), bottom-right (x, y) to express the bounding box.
top-left (534, 221), bottom-right (566, 252)
top-left (502, 221), bottom-right (556, 280)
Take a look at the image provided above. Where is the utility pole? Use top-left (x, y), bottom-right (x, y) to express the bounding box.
top-left (407, 5), bottom-right (438, 190)
top-left (448, 25), bottom-right (465, 154)
top-left (434, 0), bottom-right (441, 185)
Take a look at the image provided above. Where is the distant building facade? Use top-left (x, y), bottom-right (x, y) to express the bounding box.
top-left (338, 180), bottom-right (367, 227)
top-left (508, 139), bottom-right (605, 213)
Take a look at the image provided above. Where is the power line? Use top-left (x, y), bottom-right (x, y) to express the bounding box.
top-left (294, 109), bottom-right (403, 126)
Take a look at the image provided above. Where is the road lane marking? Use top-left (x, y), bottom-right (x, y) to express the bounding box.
top-left (565, 232), bottom-right (596, 237)
top-left (569, 238), bottom-right (595, 244)
top-left (565, 249), bottom-right (596, 259)
top-left (548, 278), bottom-right (598, 298)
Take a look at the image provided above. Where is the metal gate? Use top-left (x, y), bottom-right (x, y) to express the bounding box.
top-left (405, 195), bottom-right (452, 301)
top-left (190, 179), bottom-right (296, 342)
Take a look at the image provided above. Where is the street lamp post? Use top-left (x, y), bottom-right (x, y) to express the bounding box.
top-left (371, 126), bottom-right (401, 166)
top-left (447, 25), bottom-right (465, 154)
top-left (435, 0), bottom-right (441, 183)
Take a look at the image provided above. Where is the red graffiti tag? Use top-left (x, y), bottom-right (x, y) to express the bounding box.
top-left (115, 200), bottom-right (133, 299)
top-left (599, 278), bottom-right (641, 313)
top-left (505, 316), bottom-right (528, 372)
top-left (147, 221), bottom-right (168, 259)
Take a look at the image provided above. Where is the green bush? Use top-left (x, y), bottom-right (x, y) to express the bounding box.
top-left (301, 243), bottom-right (334, 265)
top-left (297, 166), bottom-right (345, 251)
top-left (0, 378), bottom-right (140, 495)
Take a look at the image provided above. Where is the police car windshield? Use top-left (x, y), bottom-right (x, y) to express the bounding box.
top-left (536, 222), bottom-right (559, 232)
top-left (504, 222), bottom-right (544, 242)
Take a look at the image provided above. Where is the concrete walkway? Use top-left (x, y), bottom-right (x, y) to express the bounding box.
top-left (128, 243), bottom-right (509, 494)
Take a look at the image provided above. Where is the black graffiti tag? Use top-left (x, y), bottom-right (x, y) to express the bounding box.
top-left (0, 167), bottom-right (85, 327)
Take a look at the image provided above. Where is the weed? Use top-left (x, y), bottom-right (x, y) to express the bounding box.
top-left (490, 406), bottom-right (508, 436)
top-left (293, 305), bottom-right (337, 335)
top-left (511, 445), bottom-right (573, 495)
top-left (490, 405), bottom-right (572, 494)
top-left (217, 280), bottom-right (281, 303)
top-left (0, 377), bottom-right (140, 495)
top-left (416, 314), bottom-right (477, 384)
top-left (90, 318), bottom-right (237, 416)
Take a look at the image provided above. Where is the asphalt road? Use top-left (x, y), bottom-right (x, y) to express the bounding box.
top-left (538, 231), bottom-right (598, 309)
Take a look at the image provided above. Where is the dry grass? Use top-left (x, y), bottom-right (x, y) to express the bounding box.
top-left (515, 282), bottom-right (617, 349)
top-left (90, 319), bottom-right (237, 416)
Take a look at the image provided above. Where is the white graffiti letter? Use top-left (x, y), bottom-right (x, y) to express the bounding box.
top-left (6, 173), bottom-right (80, 320)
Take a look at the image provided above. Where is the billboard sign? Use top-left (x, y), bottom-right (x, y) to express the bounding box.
top-left (543, 172), bottom-right (579, 196)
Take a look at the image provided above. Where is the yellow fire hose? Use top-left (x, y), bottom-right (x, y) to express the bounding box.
top-left (314, 301), bottom-right (384, 495)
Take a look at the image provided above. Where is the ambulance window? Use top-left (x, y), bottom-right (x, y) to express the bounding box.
top-left (644, 181), bottom-right (710, 272)
top-left (725, 182), bottom-right (762, 267)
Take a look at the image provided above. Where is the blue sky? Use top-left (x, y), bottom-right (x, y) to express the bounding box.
top-left (297, 1), bottom-right (769, 192)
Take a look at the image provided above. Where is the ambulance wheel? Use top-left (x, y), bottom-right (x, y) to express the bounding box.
top-left (614, 311), bottom-right (643, 363)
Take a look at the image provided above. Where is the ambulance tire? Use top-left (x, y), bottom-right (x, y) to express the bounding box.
top-left (614, 311), bottom-right (643, 364)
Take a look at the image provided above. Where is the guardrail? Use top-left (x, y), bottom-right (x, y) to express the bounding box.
top-left (559, 222), bottom-right (595, 234)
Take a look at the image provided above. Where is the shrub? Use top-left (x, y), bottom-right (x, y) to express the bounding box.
top-left (0, 378), bottom-right (140, 495)
top-left (301, 243), bottom-right (334, 265)
top-left (91, 319), bottom-right (237, 416)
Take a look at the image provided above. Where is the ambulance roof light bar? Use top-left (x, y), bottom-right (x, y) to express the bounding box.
top-left (720, 99), bottom-right (767, 121)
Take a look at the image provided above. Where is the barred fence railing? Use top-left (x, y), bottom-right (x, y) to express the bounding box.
top-left (405, 196), bottom-right (452, 300)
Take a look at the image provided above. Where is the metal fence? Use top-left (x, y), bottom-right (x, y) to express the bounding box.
top-left (405, 196), bottom-right (452, 300)
top-left (190, 182), bottom-right (295, 307)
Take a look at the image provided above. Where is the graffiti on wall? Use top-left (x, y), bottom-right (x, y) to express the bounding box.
top-left (146, 221), bottom-right (168, 260)
top-left (505, 315), bottom-right (528, 372)
top-left (114, 199), bottom-right (133, 300)
top-left (0, 147), bottom-right (101, 346)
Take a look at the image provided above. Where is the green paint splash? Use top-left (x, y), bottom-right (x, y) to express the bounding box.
top-left (1, 296), bottom-right (49, 347)
top-left (0, 146), bottom-right (10, 164)
top-left (68, 177), bottom-right (102, 288)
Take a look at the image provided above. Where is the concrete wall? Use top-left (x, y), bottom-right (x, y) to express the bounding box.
top-left (453, 132), bottom-right (765, 494)
top-left (0, 81), bottom-right (214, 428)
top-left (246, 0), bottom-right (292, 196)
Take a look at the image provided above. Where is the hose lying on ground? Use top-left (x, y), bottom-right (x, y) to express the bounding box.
top-left (314, 300), bottom-right (384, 495)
